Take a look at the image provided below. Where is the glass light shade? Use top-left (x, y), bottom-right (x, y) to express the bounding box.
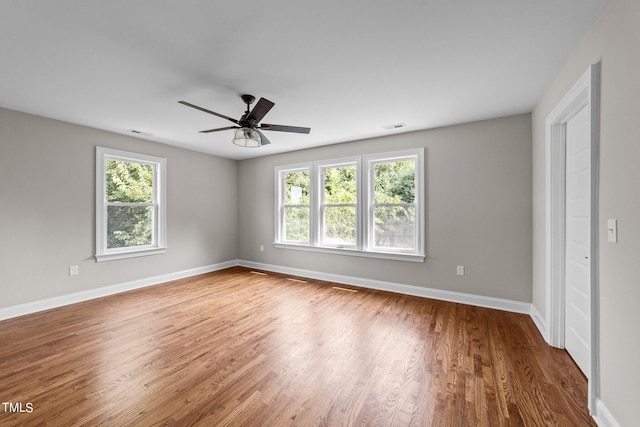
top-left (232, 127), bottom-right (262, 147)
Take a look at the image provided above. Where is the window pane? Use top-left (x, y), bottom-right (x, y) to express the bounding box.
top-left (323, 165), bottom-right (357, 204)
top-left (323, 205), bottom-right (356, 246)
top-left (107, 206), bottom-right (153, 248)
top-left (106, 159), bottom-right (154, 203)
top-left (374, 160), bottom-right (415, 204)
top-left (373, 205), bottom-right (415, 249)
top-left (284, 170), bottom-right (310, 205)
top-left (284, 206), bottom-right (309, 242)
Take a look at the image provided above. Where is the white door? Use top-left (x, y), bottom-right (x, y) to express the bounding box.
top-left (564, 105), bottom-right (591, 378)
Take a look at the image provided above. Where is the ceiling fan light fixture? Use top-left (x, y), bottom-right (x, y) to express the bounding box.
top-left (232, 127), bottom-right (262, 148)
top-left (179, 95), bottom-right (310, 146)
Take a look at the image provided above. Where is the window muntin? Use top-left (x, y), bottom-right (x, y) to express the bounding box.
top-left (275, 149), bottom-right (424, 261)
top-left (96, 147), bottom-right (166, 262)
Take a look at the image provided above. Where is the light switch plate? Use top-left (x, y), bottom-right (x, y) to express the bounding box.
top-left (607, 219), bottom-right (618, 243)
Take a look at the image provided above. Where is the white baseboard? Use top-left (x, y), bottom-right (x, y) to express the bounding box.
top-left (593, 399), bottom-right (621, 427)
top-left (238, 260), bottom-right (532, 315)
top-left (0, 260), bottom-right (237, 321)
top-left (530, 304), bottom-right (547, 341)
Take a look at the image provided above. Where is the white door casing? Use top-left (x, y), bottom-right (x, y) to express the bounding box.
top-left (545, 63), bottom-right (599, 412)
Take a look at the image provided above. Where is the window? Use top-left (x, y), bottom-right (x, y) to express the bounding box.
top-left (275, 149), bottom-right (424, 262)
top-left (319, 161), bottom-right (358, 247)
top-left (369, 158), bottom-right (417, 251)
top-left (279, 166), bottom-right (311, 244)
top-left (96, 147), bottom-right (166, 262)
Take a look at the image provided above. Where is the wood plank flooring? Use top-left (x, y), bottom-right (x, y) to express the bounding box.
top-left (0, 267), bottom-right (595, 426)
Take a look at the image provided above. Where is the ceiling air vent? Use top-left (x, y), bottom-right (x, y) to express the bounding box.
top-left (127, 129), bottom-right (154, 136)
top-left (383, 123), bottom-right (406, 130)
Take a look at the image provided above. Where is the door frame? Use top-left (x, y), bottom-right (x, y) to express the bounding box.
top-left (545, 63), bottom-right (600, 411)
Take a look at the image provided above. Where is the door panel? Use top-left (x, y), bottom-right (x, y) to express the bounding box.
top-left (564, 105), bottom-right (591, 378)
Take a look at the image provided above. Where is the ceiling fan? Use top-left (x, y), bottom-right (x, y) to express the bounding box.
top-left (179, 94), bottom-right (311, 147)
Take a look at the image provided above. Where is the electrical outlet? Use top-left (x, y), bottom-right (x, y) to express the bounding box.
top-left (69, 265), bottom-right (79, 276)
top-left (260, 244), bottom-right (264, 252)
top-left (456, 265), bottom-right (465, 276)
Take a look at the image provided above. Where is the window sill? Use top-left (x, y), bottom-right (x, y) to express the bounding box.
top-left (95, 247), bottom-right (166, 262)
top-left (274, 243), bottom-right (425, 263)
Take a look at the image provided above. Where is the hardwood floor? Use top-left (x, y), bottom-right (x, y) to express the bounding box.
top-left (0, 267), bottom-right (595, 426)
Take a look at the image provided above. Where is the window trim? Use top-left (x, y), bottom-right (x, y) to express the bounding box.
top-left (364, 150), bottom-right (425, 256)
top-left (95, 147), bottom-right (167, 262)
top-left (275, 149), bottom-right (425, 262)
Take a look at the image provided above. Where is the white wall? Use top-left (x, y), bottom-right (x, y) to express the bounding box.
top-left (532, 0), bottom-right (640, 424)
top-left (0, 107), bottom-right (239, 309)
top-left (238, 114), bottom-right (533, 302)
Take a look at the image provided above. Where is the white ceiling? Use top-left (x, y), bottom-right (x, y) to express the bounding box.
top-left (0, 1), bottom-right (606, 160)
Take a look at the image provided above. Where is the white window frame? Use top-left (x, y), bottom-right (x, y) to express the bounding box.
top-left (96, 147), bottom-right (167, 262)
top-left (275, 148), bottom-right (424, 262)
top-left (364, 150), bottom-right (424, 256)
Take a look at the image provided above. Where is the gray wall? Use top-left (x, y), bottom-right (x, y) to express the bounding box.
top-left (532, 0), bottom-right (640, 424)
top-left (0, 107), bottom-right (238, 309)
top-left (239, 114), bottom-right (533, 302)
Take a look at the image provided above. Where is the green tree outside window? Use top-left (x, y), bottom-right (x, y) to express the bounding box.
top-left (106, 159), bottom-right (154, 248)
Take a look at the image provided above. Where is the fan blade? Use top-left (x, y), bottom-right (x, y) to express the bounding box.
top-left (246, 98), bottom-right (275, 124)
top-left (199, 126), bottom-right (239, 134)
top-left (260, 123), bottom-right (311, 134)
top-left (255, 129), bottom-right (271, 145)
top-left (178, 101), bottom-right (239, 124)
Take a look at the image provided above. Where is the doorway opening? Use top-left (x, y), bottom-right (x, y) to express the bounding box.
top-left (545, 63), bottom-right (599, 411)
